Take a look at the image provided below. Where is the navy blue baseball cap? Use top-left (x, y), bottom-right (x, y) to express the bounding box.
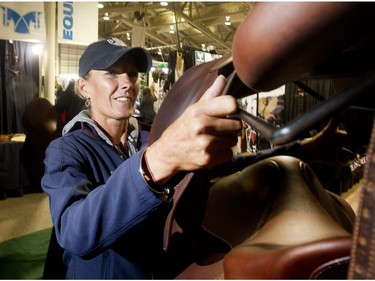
top-left (79, 37), bottom-right (152, 77)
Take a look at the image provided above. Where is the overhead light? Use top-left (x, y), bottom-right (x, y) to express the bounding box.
top-left (225, 16), bottom-right (231, 26)
top-left (169, 25), bottom-right (175, 34)
top-left (97, 3), bottom-right (104, 9)
top-left (126, 33), bottom-right (131, 40)
top-left (32, 44), bottom-right (43, 56)
top-left (103, 12), bottom-right (110, 21)
top-left (160, 2), bottom-right (168, 6)
top-left (207, 45), bottom-right (216, 52)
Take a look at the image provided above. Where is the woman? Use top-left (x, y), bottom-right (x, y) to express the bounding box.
top-left (41, 38), bottom-right (241, 279)
top-left (139, 87), bottom-right (157, 125)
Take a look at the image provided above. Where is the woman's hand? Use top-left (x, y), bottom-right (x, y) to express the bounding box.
top-left (145, 75), bottom-right (241, 184)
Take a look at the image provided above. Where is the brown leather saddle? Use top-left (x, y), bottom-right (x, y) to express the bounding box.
top-left (148, 55), bottom-right (358, 279)
top-left (148, 2), bottom-right (375, 279)
top-left (176, 156), bottom-right (355, 279)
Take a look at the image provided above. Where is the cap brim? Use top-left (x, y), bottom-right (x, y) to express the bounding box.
top-left (91, 47), bottom-right (152, 73)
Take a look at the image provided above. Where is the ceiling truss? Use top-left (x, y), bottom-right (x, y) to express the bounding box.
top-left (98, 2), bottom-right (254, 61)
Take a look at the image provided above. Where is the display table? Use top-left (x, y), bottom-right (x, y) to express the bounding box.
top-left (0, 136), bottom-right (30, 199)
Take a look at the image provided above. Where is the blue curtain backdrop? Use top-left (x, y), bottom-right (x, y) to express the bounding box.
top-left (0, 40), bottom-right (39, 134)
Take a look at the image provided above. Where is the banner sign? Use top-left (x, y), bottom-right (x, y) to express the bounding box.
top-left (0, 2), bottom-right (46, 42)
top-left (57, 2), bottom-right (98, 45)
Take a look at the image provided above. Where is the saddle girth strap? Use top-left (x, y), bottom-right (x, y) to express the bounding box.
top-left (348, 116), bottom-right (375, 279)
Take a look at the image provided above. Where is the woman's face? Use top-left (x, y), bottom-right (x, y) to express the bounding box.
top-left (80, 56), bottom-right (140, 125)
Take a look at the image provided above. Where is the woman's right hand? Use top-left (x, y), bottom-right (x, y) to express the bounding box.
top-left (145, 75), bottom-right (242, 185)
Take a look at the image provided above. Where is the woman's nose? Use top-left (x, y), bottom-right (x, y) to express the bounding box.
top-left (118, 73), bottom-right (135, 88)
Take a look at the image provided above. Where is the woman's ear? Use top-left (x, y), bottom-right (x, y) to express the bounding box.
top-left (76, 78), bottom-right (88, 99)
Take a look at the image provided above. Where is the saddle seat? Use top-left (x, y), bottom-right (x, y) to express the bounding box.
top-left (174, 155), bottom-right (355, 279)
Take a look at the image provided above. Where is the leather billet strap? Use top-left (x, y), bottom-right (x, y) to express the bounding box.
top-left (162, 172), bottom-right (194, 251)
top-left (161, 58), bottom-right (254, 252)
top-left (348, 116), bottom-right (375, 279)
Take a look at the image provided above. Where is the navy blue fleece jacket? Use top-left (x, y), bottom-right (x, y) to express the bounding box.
top-left (41, 111), bottom-right (169, 279)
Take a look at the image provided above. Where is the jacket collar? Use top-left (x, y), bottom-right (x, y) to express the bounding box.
top-left (62, 110), bottom-right (139, 155)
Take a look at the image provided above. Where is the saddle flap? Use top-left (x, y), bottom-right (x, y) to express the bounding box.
top-left (224, 236), bottom-right (352, 279)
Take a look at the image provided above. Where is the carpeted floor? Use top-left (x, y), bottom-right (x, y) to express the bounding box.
top-left (0, 193), bottom-right (52, 243)
top-left (0, 193), bottom-right (52, 279)
top-left (0, 228), bottom-right (52, 279)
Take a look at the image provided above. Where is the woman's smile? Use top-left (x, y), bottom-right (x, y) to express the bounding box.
top-left (114, 96), bottom-right (131, 102)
